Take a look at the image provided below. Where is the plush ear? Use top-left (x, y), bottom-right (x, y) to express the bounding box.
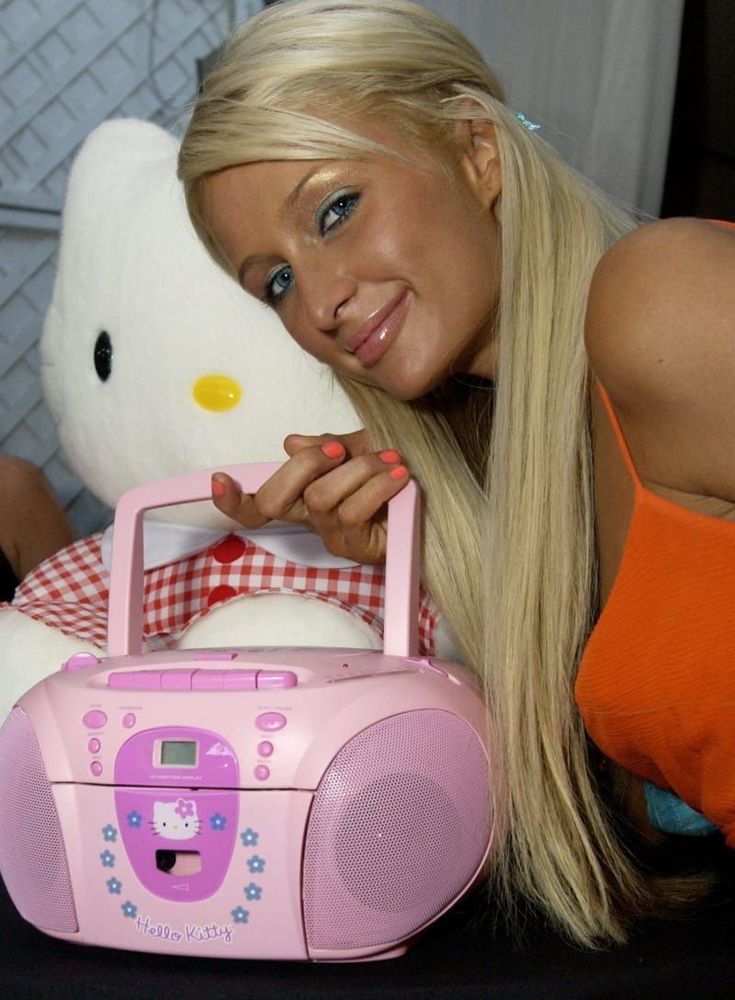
top-left (458, 119), bottom-right (502, 209)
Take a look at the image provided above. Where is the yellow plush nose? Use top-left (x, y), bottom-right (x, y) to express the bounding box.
top-left (192, 374), bottom-right (242, 412)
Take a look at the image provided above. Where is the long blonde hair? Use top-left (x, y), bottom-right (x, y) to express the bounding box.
top-left (179, 0), bottom-right (650, 945)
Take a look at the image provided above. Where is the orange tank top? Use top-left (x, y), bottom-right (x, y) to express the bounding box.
top-left (574, 380), bottom-right (735, 846)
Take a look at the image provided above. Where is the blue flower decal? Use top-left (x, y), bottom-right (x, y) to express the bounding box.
top-left (107, 877), bottom-right (122, 895)
top-left (244, 883), bottom-right (262, 901)
top-left (100, 850), bottom-right (116, 868)
top-left (126, 811), bottom-right (142, 828)
top-left (209, 812), bottom-right (227, 832)
top-left (240, 828), bottom-right (259, 847)
top-left (231, 906), bottom-right (249, 924)
top-left (121, 901), bottom-right (137, 919)
top-left (246, 855), bottom-right (265, 874)
top-left (102, 824), bottom-right (118, 843)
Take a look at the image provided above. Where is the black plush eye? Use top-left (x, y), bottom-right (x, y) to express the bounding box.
top-left (94, 330), bottom-right (112, 382)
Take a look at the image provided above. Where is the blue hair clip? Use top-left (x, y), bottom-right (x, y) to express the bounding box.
top-left (515, 111), bottom-right (541, 132)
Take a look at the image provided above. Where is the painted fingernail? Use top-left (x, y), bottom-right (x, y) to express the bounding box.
top-left (320, 441), bottom-right (345, 459)
top-left (378, 449), bottom-right (401, 464)
top-left (211, 478), bottom-right (225, 497)
top-left (389, 465), bottom-right (409, 480)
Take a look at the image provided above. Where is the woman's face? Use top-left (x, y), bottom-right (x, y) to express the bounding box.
top-left (203, 121), bottom-right (501, 400)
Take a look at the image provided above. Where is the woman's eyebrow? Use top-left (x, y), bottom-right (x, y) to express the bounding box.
top-left (237, 253), bottom-right (273, 286)
top-left (281, 164), bottom-right (326, 218)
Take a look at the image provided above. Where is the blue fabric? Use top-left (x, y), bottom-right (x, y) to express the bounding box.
top-left (644, 781), bottom-right (718, 836)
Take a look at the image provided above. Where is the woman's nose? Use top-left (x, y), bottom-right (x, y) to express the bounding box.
top-left (299, 262), bottom-right (357, 331)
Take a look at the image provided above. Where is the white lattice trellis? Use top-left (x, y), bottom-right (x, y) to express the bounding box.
top-left (0, 0), bottom-right (260, 534)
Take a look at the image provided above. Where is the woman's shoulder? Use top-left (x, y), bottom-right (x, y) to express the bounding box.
top-left (585, 217), bottom-right (735, 411)
top-left (585, 217), bottom-right (735, 500)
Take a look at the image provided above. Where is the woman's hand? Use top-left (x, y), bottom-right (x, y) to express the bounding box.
top-left (210, 430), bottom-right (410, 565)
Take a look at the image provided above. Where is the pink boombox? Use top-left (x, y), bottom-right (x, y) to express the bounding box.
top-left (0, 464), bottom-right (492, 961)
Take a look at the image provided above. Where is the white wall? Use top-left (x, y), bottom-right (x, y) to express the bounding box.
top-left (421, 0), bottom-right (684, 216)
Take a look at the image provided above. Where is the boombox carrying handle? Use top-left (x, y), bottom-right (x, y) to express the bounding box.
top-left (107, 463), bottom-right (420, 659)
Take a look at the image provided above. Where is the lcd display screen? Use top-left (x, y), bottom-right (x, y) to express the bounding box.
top-left (159, 740), bottom-right (197, 766)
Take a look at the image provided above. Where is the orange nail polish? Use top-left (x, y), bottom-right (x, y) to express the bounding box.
top-left (321, 441), bottom-right (345, 459)
top-left (378, 449), bottom-right (401, 464)
top-left (389, 465), bottom-right (408, 480)
top-left (211, 478), bottom-right (225, 497)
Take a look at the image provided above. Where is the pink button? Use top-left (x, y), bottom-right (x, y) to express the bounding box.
top-left (191, 670), bottom-right (224, 691)
top-left (222, 670), bottom-right (258, 691)
top-left (108, 670), bottom-right (161, 690)
top-left (195, 650), bottom-right (238, 661)
top-left (256, 670), bottom-right (298, 690)
top-left (255, 712), bottom-right (287, 732)
top-left (63, 651), bottom-right (101, 672)
top-left (90, 761), bottom-right (103, 777)
top-left (257, 741), bottom-right (274, 758)
top-left (160, 670), bottom-right (193, 691)
top-left (88, 738), bottom-right (101, 754)
top-left (254, 765), bottom-right (270, 781)
top-left (122, 713), bottom-right (136, 729)
top-left (83, 710), bottom-right (107, 730)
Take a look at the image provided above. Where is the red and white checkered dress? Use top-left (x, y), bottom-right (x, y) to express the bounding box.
top-left (6, 532), bottom-right (438, 654)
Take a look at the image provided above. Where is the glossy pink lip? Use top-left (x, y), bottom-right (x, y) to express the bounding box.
top-left (348, 289), bottom-right (410, 368)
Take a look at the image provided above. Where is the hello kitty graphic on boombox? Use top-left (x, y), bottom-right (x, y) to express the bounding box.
top-left (0, 464), bottom-right (492, 961)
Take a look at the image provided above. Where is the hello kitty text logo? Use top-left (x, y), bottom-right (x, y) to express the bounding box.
top-left (135, 914), bottom-right (234, 945)
top-left (151, 800), bottom-right (201, 841)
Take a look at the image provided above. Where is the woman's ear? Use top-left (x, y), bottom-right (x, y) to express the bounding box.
top-left (457, 120), bottom-right (501, 209)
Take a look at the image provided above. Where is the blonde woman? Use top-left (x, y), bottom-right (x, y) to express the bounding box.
top-left (178, 0), bottom-right (735, 947)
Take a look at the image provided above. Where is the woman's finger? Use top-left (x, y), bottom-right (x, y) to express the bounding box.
top-left (211, 472), bottom-right (271, 528)
top-left (209, 440), bottom-right (409, 564)
top-left (210, 440), bottom-right (349, 527)
top-left (283, 427), bottom-right (372, 459)
top-left (303, 454), bottom-right (410, 563)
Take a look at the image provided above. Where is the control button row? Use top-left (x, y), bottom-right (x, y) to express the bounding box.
top-left (106, 668), bottom-right (297, 692)
top-left (82, 711), bottom-right (136, 730)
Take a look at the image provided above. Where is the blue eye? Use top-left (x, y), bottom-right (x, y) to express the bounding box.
top-left (264, 264), bottom-right (295, 305)
top-left (317, 191), bottom-right (359, 235)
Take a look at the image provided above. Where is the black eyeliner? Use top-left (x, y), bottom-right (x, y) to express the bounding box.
top-left (316, 188), bottom-right (360, 236)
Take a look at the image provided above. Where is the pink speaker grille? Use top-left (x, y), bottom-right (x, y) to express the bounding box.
top-left (302, 709), bottom-right (491, 952)
top-left (0, 708), bottom-right (78, 932)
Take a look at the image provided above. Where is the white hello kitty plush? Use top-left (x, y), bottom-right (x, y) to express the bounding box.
top-left (0, 119), bottom-right (446, 724)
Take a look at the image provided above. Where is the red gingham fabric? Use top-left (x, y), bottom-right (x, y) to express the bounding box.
top-left (6, 532), bottom-right (438, 654)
